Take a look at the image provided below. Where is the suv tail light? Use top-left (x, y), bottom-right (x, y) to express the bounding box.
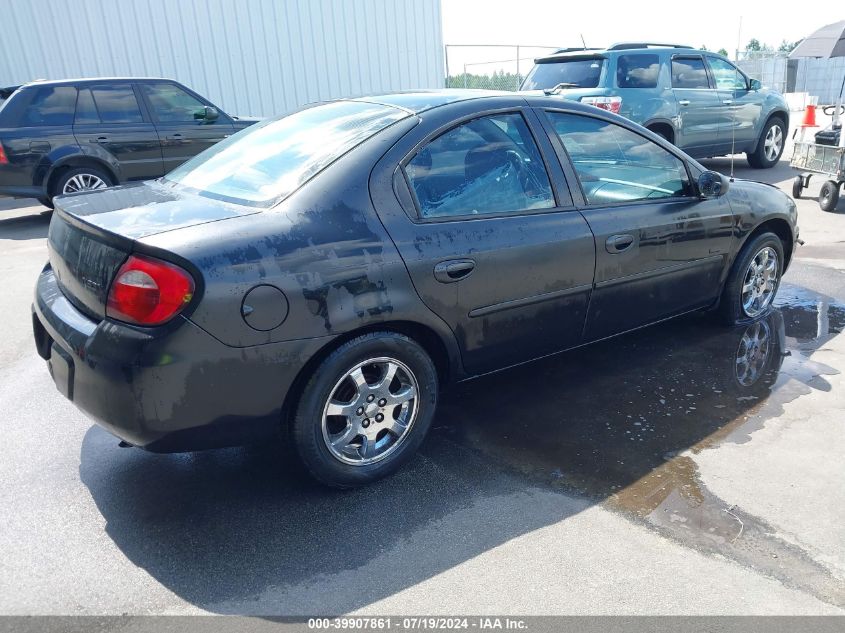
top-left (0, 142), bottom-right (8, 165)
top-left (581, 96), bottom-right (622, 114)
top-left (107, 255), bottom-right (195, 326)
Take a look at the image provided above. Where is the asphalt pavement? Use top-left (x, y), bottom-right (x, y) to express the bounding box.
top-left (1, 142), bottom-right (844, 615)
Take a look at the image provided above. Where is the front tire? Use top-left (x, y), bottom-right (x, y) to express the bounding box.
top-left (718, 232), bottom-right (784, 325)
top-left (291, 332), bottom-right (438, 488)
top-left (747, 118), bottom-right (786, 169)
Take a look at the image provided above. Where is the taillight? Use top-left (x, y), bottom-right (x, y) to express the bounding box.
top-left (107, 255), bottom-right (195, 326)
top-left (0, 142), bottom-right (8, 165)
top-left (581, 96), bottom-right (622, 114)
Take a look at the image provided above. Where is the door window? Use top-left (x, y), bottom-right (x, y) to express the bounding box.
top-left (141, 83), bottom-right (211, 123)
top-left (547, 112), bottom-right (691, 205)
top-left (616, 54), bottom-right (660, 89)
top-left (86, 85), bottom-right (144, 124)
top-left (671, 57), bottom-right (711, 89)
top-left (405, 113), bottom-right (555, 219)
top-left (706, 57), bottom-right (748, 90)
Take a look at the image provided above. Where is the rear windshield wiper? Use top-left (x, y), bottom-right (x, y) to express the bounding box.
top-left (544, 83), bottom-right (580, 95)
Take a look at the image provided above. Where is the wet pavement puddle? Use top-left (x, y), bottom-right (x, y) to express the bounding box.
top-left (434, 283), bottom-right (845, 605)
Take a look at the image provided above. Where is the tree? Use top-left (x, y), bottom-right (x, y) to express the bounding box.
top-left (778, 39), bottom-right (802, 53)
top-left (699, 44), bottom-right (709, 51)
top-left (746, 38), bottom-right (763, 52)
top-left (717, 48), bottom-right (729, 57)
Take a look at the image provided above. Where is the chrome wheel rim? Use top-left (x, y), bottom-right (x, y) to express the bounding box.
top-left (321, 357), bottom-right (419, 465)
top-left (764, 125), bottom-right (783, 162)
top-left (62, 173), bottom-right (107, 194)
top-left (741, 246), bottom-right (779, 318)
top-left (735, 320), bottom-right (771, 387)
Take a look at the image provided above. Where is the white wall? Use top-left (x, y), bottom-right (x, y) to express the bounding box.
top-left (0, 0), bottom-right (444, 117)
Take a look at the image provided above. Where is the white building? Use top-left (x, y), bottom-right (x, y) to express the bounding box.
top-left (0, 0), bottom-right (445, 117)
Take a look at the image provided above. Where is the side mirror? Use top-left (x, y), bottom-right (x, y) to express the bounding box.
top-left (194, 106), bottom-right (219, 123)
top-left (698, 170), bottom-right (729, 198)
top-left (749, 78), bottom-right (762, 91)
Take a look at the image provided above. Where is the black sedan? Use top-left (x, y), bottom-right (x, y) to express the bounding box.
top-left (32, 90), bottom-right (799, 487)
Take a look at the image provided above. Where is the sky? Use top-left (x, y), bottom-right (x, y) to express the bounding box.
top-left (440, 0), bottom-right (835, 75)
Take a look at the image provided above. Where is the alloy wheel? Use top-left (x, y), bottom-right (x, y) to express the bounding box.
top-left (734, 320), bottom-right (771, 387)
top-left (741, 246), bottom-right (779, 318)
top-left (321, 357), bottom-right (419, 465)
top-left (62, 173), bottom-right (108, 194)
top-left (763, 125), bottom-right (783, 162)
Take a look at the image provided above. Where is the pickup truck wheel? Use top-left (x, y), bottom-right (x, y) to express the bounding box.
top-left (747, 119), bottom-right (786, 169)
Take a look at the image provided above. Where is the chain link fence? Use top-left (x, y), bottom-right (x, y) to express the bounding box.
top-left (734, 51), bottom-right (789, 94)
top-left (444, 45), bottom-right (560, 91)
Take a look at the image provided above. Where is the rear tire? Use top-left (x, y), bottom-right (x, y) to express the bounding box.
top-left (718, 232), bottom-right (784, 325)
top-left (50, 166), bottom-right (114, 201)
top-left (819, 180), bottom-right (840, 212)
top-left (747, 118), bottom-right (786, 169)
top-left (291, 332), bottom-right (438, 488)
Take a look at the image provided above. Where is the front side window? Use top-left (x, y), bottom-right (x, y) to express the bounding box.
top-left (671, 57), bottom-right (711, 89)
top-left (521, 58), bottom-right (604, 90)
top-left (90, 85), bottom-right (144, 124)
top-left (141, 83), bottom-right (211, 123)
top-left (165, 100), bottom-right (406, 206)
top-left (616, 54), bottom-right (660, 88)
top-left (547, 112), bottom-right (690, 205)
top-left (706, 57), bottom-right (748, 90)
top-left (405, 113), bottom-right (555, 219)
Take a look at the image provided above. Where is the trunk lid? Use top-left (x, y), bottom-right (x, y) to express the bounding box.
top-left (48, 180), bottom-right (258, 320)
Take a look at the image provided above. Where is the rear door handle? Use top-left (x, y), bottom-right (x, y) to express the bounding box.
top-left (678, 99), bottom-right (690, 106)
top-left (722, 99), bottom-right (733, 105)
top-left (90, 136), bottom-right (109, 144)
top-left (166, 133), bottom-right (184, 141)
top-left (606, 234), bottom-right (635, 253)
top-left (433, 259), bottom-right (476, 283)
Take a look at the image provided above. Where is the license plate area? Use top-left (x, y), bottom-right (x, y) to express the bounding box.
top-left (48, 343), bottom-right (74, 401)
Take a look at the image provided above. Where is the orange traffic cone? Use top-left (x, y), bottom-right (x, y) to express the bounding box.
top-left (801, 104), bottom-right (817, 128)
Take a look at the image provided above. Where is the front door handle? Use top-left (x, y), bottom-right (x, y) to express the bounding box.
top-left (678, 99), bottom-right (690, 106)
top-left (606, 234), bottom-right (635, 254)
top-left (166, 133), bottom-right (184, 141)
top-left (434, 259), bottom-right (476, 283)
top-left (722, 99), bottom-right (734, 105)
top-left (90, 136), bottom-right (109, 144)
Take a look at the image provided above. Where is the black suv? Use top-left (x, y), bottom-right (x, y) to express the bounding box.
top-left (0, 78), bottom-right (258, 206)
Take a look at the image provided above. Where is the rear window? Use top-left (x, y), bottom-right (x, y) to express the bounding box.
top-left (521, 58), bottom-right (604, 90)
top-left (0, 86), bottom-right (77, 127)
top-left (164, 100), bottom-right (407, 207)
top-left (616, 54), bottom-right (660, 88)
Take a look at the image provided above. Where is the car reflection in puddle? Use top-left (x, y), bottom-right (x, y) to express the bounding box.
top-left (434, 283), bottom-right (844, 603)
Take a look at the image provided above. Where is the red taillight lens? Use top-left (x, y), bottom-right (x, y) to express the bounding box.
top-left (581, 96), bottom-right (622, 114)
top-left (0, 142), bottom-right (8, 165)
top-left (107, 255), bottom-right (195, 326)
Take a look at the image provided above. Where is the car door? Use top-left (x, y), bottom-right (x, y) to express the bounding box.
top-left (540, 109), bottom-right (734, 342)
top-left (705, 56), bottom-right (762, 152)
top-left (138, 81), bottom-right (235, 173)
top-left (372, 108), bottom-right (596, 375)
top-left (670, 55), bottom-right (721, 156)
top-left (72, 84), bottom-right (163, 181)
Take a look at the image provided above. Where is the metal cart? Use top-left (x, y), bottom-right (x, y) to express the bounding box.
top-left (790, 140), bottom-right (844, 212)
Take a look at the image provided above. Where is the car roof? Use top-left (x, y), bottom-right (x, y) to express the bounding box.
top-left (535, 43), bottom-right (701, 63)
top-left (349, 90), bottom-right (513, 114)
top-left (17, 77), bottom-right (178, 89)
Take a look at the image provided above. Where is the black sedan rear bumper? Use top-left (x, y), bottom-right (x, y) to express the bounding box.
top-left (33, 265), bottom-right (329, 452)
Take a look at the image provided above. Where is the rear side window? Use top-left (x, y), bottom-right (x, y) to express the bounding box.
top-left (0, 86), bottom-right (76, 126)
top-left (521, 58), bottom-right (604, 90)
top-left (141, 83), bottom-right (210, 123)
top-left (672, 58), bottom-right (711, 89)
top-left (405, 113), bottom-right (555, 219)
top-left (88, 85), bottom-right (144, 124)
top-left (616, 54), bottom-right (660, 88)
top-left (547, 112), bottom-right (690, 205)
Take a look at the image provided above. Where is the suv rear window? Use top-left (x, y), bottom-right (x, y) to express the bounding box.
top-left (0, 86), bottom-right (77, 127)
top-left (521, 58), bottom-right (604, 90)
top-left (616, 54), bottom-right (660, 88)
